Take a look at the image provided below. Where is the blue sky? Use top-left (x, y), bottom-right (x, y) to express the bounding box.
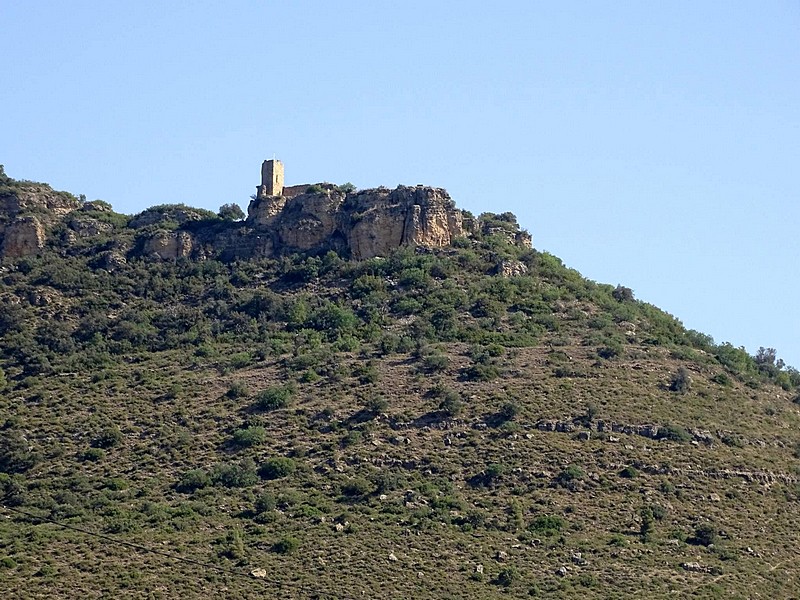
top-left (2, 1), bottom-right (798, 367)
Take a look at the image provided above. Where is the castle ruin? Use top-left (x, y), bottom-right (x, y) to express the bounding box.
top-left (257, 159), bottom-right (284, 198)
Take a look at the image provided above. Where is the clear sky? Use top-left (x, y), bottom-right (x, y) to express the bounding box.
top-left (2, 1), bottom-right (798, 367)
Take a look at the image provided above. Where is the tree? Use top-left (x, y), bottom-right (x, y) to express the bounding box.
top-left (612, 285), bottom-right (634, 302)
top-left (218, 203), bottom-right (245, 221)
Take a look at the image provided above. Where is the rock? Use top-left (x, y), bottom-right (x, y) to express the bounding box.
top-left (98, 251), bottom-right (127, 271)
top-left (250, 568), bottom-right (267, 578)
top-left (497, 259), bottom-right (528, 277)
top-left (143, 230), bottom-right (194, 260)
top-left (388, 552), bottom-right (398, 562)
top-left (571, 552), bottom-right (587, 566)
top-left (681, 562), bottom-right (707, 573)
top-left (556, 566), bottom-right (568, 577)
top-left (0, 184), bottom-right (80, 218)
top-left (496, 551), bottom-right (508, 561)
top-left (709, 493), bottom-right (721, 502)
top-left (335, 523), bottom-right (345, 532)
top-left (1, 216), bottom-right (46, 258)
top-left (68, 216), bottom-right (113, 238)
top-left (246, 184), bottom-right (464, 259)
top-left (475, 564), bottom-right (484, 574)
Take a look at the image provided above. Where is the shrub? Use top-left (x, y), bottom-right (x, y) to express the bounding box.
top-left (342, 477), bottom-right (373, 497)
top-left (711, 373), bottom-right (731, 386)
top-left (612, 285), bottom-right (634, 302)
top-left (272, 536), bottom-right (299, 554)
top-left (498, 401), bottom-right (520, 421)
top-left (226, 381), bottom-right (250, 399)
top-left (176, 469), bottom-right (211, 493)
top-left (218, 203), bottom-right (245, 221)
top-left (82, 448), bottom-right (105, 462)
top-left (232, 426), bottom-right (266, 448)
top-left (656, 424), bottom-right (691, 442)
top-left (690, 524), bottom-right (718, 547)
top-left (620, 466), bottom-right (638, 478)
top-left (254, 492), bottom-right (277, 514)
top-left (364, 395), bottom-right (388, 414)
top-left (555, 465), bottom-right (584, 489)
top-left (259, 457), bottom-right (296, 480)
top-left (255, 385), bottom-right (294, 411)
top-left (528, 515), bottom-right (564, 536)
top-left (670, 367), bottom-right (692, 393)
top-left (213, 459), bottom-right (258, 488)
top-left (0, 431), bottom-right (42, 473)
top-left (496, 566), bottom-right (518, 587)
top-left (91, 426), bottom-right (123, 449)
top-left (439, 390), bottom-right (463, 418)
top-left (306, 184), bottom-right (324, 194)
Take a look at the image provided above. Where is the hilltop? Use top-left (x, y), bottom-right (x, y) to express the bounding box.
top-left (0, 163), bottom-right (799, 598)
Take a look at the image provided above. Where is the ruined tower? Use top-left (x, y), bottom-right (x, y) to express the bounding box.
top-left (259, 159), bottom-right (284, 197)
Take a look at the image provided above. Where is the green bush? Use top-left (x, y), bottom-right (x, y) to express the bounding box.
top-left (342, 477), bottom-right (373, 497)
top-left (232, 426), bottom-right (266, 448)
top-left (176, 469), bottom-right (211, 493)
top-left (620, 466), bottom-right (638, 478)
top-left (213, 459), bottom-right (258, 488)
top-left (226, 381), bottom-right (250, 399)
top-left (91, 426), bottom-right (123, 449)
top-left (272, 536), bottom-right (299, 554)
top-left (690, 523), bottom-right (718, 547)
top-left (670, 367), bottom-right (692, 393)
top-left (656, 424), bottom-right (691, 442)
top-left (528, 515), bottom-right (564, 536)
top-left (259, 457), bottom-right (296, 480)
top-left (254, 492), bottom-right (277, 514)
top-left (255, 385), bottom-right (294, 411)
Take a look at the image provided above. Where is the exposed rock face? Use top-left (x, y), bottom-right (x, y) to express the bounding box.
top-left (1, 216), bottom-right (46, 258)
top-left (68, 216), bottom-right (113, 238)
top-left (497, 259), bottom-right (529, 277)
top-left (143, 230), bottom-right (194, 260)
top-left (245, 184), bottom-right (465, 259)
top-left (0, 185), bottom-right (80, 218)
top-left (0, 181), bottom-right (81, 259)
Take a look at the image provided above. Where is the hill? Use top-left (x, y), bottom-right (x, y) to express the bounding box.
top-left (1, 164), bottom-right (799, 598)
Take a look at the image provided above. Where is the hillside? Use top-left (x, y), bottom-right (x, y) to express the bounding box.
top-left (1, 165), bottom-right (799, 599)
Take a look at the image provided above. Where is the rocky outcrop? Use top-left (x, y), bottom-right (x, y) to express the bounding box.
top-left (245, 184), bottom-right (466, 259)
top-left (0, 180), bottom-right (82, 259)
top-left (0, 184), bottom-right (80, 218)
top-left (143, 230), bottom-right (194, 260)
top-left (1, 216), bottom-right (46, 258)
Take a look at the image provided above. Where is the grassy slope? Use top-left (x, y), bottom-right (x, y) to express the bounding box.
top-left (0, 204), bottom-right (799, 599)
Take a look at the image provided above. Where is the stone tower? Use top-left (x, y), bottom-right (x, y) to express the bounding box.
top-left (259, 159), bottom-right (284, 197)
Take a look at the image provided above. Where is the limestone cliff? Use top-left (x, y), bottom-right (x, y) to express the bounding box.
top-left (245, 184), bottom-right (468, 259)
top-left (0, 177), bottom-right (81, 258)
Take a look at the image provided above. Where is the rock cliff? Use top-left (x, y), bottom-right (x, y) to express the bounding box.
top-left (245, 184), bottom-right (468, 259)
top-left (0, 176), bottom-right (80, 258)
top-left (0, 165), bottom-right (532, 262)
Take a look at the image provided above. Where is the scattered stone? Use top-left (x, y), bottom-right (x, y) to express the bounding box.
top-left (251, 568), bottom-right (267, 578)
top-left (681, 562), bottom-right (710, 573)
top-left (496, 551), bottom-right (508, 561)
top-left (475, 564), bottom-right (484, 574)
top-left (388, 552), bottom-right (398, 562)
top-left (556, 566), bottom-right (568, 577)
top-left (709, 493), bottom-right (721, 502)
top-left (571, 552), bottom-right (587, 566)
top-left (335, 523), bottom-right (345, 532)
